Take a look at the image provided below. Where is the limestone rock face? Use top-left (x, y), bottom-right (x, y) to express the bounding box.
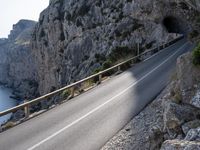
top-left (32, 0), bottom-right (199, 95)
top-left (183, 0), bottom-right (200, 11)
top-left (8, 20), bottom-right (36, 41)
top-left (0, 20), bottom-right (38, 98)
top-left (185, 127), bottom-right (200, 141)
top-left (163, 101), bottom-right (200, 139)
top-left (182, 120), bottom-right (200, 135)
top-left (176, 52), bottom-right (200, 107)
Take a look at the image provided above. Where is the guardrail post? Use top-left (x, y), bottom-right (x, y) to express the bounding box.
top-left (131, 59), bottom-right (135, 64)
top-left (118, 66), bottom-right (121, 72)
top-left (0, 36), bottom-right (183, 120)
top-left (137, 43), bottom-right (140, 56)
top-left (24, 100), bottom-right (30, 118)
top-left (163, 44), bottom-right (165, 49)
top-left (99, 74), bottom-right (102, 83)
top-left (71, 87), bottom-right (75, 98)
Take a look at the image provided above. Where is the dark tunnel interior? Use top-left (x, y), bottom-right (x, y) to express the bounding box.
top-left (162, 16), bottom-right (190, 35)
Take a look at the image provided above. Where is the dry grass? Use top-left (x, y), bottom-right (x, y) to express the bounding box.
top-left (3, 122), bottom-right (15, 130)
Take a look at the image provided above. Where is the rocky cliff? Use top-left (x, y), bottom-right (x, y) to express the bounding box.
top-left (0, 20), bottom-right (38, 99)
top-left (32, 0), bottom-right (200, 95)
top-left (0, 1), bottom-right (199, 99)
top-left (183, 0), bottom-right (200, 11)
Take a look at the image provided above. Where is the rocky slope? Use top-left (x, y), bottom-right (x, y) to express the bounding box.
top-left (0, 0), bottom-right (199, 122)
top-left (0, 20), bottom-right (38, 99)
top-left (32, 0), bottom-right (200, 95)
top-left (0, 1), bottom-right (198, 100)
top-left (102, 50), bottom-right (200, 149)
top-left (183, 0), bottom-right (200, 11)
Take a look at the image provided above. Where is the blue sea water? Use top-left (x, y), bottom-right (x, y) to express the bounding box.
top-left (0, 86), bottom-right (17, 125)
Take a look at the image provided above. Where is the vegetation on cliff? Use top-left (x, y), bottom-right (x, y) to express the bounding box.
top-left (193, 42), bottom-right (200, 65)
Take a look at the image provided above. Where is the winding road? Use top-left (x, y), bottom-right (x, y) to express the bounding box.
top-left (0, 39), bottom-right (193, 150)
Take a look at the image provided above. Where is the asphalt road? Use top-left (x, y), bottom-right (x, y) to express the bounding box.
top-left (0, 39), bottom-right (193, 150)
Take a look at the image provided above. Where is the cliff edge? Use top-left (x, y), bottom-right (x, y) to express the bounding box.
top-left (0, 20), bottom-right (38, 99)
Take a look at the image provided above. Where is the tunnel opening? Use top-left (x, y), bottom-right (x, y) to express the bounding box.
top-left (162, 16), bottom-right (190, 35)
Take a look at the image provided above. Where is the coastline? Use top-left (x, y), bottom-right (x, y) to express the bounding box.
top-left (0, 85), bottom-right (18, 125)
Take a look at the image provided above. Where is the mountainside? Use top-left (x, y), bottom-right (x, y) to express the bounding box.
top-left (0, 1), bottom-right (199, 98)
top-left (32, 0), bottom-right (200, 95)
top-left (0, 20), bottom-right (38, 99)
top-left (183, 0), bottom-right (200, 11)
top-left (0, 0), bottom-right (199, 148)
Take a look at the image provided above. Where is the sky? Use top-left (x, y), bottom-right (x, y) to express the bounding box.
top-left (0, 0), bottom-right (49, 38)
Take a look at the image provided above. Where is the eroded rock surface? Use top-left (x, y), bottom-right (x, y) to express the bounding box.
top-left (0, 20), bottom-right (38, 99)
top-left (32, 0), bottom-right (200, 95)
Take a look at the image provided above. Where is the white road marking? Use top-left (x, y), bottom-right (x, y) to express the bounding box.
top-left (27, 43), bottom-right (188, 150)
top-left (143, 40), bottom-right (183, 62)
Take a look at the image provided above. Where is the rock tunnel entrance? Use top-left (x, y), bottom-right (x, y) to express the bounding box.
top-left (162, 16), bottom-right (190, 35)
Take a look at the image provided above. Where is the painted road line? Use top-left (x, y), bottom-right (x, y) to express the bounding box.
top-left (27, 43), bottom-right (188, 150)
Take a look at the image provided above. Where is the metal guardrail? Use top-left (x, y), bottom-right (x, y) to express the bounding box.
top-left (0, 35), bottom-right (184, 120)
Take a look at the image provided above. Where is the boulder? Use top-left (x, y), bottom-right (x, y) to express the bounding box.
top-left (191, 90), bottom-right (200, 109)
top-left (182, 120), bottom-right (200, 135)
top-left (176, 52), bottom-right (200, 107)
top-left (185, 127), bottom-right (200, 141)
top-left (161, 139), bottom-right (200, 150)
top-left (163, 101), bottom-right (200, 138)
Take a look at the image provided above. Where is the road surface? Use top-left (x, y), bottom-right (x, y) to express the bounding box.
top-left (0, 39), bottom-right (193, 150)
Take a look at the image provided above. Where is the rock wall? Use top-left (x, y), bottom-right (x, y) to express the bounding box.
top-left (0, 20), bottom-right (38, 99)
top-left (183, 0), bottom-right (200, 11)
top-left (32, 0), bottom-right (199, 95)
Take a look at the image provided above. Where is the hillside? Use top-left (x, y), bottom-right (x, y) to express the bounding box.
top-left (32, 0), bottom-right (200, 96)
top-left (0, 20), bottom-right (38, 99)
top-left (0, 1), bottom-right (199, 149)
top-left (0, 1), bottom-right (199, 99)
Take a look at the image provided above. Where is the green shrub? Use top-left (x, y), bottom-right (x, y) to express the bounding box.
top-left (93, 67), bottom-right (103, 74)
top-left (109, 46), bottom-right (135, 62)
top-left (102, 60), bottom-right (112, 69)
top-left (196, 15), bottom-right (200, 24)
top-left (93, 46), bottom-right (137, 77)
top-left (95, 53), bottom-right (106, 62)
top-left (192, 43), bottom-right (200, 66)
top-left (61, 90), bottom-right (70, 99)
top-left (189, 30), bottom-right (199, 39)
top-left (170, 88), bottom-right (182, 104)
top-left (174, 93), bottom-right (182, 104)
top-left (4, 122), bottom-right (15, 129)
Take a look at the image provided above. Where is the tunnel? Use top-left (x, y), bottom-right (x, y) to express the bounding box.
top-left (162, 16), bottom-right (190, 35)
